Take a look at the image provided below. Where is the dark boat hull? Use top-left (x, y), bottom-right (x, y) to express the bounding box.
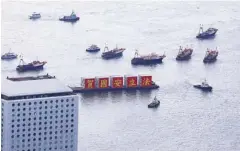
top-left (86, 48), bottom-right (100, 52)
top-left (101, 52), bottom-right (123, 59)
top-left (59, 17), bottom-right (80, 22)
top-left (176, 54), bottom-right (191, 61)
top-left (196, 31), bottom-right (217, 39)
top-left (16, 65), bottom-right (45, 72)
top-left (203, 57), bottom-right (217, 63)
top-left (1, 56), bottom-right (17, 60)
top-left (70, 84), bottom-right (159, 93)
top-left (148, 101), bottom-right (160, 108)
top-left (131, 58), bottom-right (164, 65)
top-left (193, 85), bottom-right (212, 91)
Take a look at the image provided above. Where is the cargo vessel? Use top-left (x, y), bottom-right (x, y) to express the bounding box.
top-left (196, 24), bottom-right (218, 39)
top-left (16, 59), bottom-right (47, 72)
top-left (131, 50), bottom-right (166, 65)
top-left (203, 48), bottom-right (218, 63)
top-left (70, 75), bottom-right (159, 93)
top-left (101, 45), bottom-right (125, 59)
top-left (176, 46), bottom-right (193, 61)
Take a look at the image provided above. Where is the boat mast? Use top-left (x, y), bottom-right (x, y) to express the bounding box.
top-left (134, 49), bottom-right (139, 58)
top-left (178, 46), bottom-right (182, 54)
top-left (103, 43), bottom-right (109, 52)
top-left (199, 24), bottom-right (203, 34)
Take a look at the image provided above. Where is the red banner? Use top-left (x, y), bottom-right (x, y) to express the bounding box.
top-left (126, 76), bottom-right (138, 87)
top-left (112, 77), bottom-right (123, 88)
top-left (140, 76), bottom-right (152, 87)
top-left (84, 78), bottom-right (95, 89)
top-left (98, 78), bottom-right (109, 88)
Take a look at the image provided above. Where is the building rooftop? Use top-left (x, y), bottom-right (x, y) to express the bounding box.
top-left (1, 77), bottom-right (73, 97)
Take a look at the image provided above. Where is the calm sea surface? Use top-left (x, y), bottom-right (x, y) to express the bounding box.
top-left (1, 1), bottom-right (240, 151)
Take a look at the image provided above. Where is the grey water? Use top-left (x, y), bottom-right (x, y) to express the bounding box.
top-left (1, 1), bottom-right (240, 151)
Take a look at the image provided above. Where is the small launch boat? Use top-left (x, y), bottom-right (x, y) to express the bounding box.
top-left (193, 79), bottom-right (212, 91)
top-left (148, 96), bottom-right (160, 108)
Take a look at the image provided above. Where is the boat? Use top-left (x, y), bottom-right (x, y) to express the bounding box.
top-left (59, 11), bottom-right (80, 22)
top-left (29, 12), bottom-right (41, 20)
top-left (101, 45), bottom-right (125, 59)
top-left (148, 96), bottom-right (160, 108)
top-left (131, 50), bottom-right (166, 65)
top-left (176, 46), bottom-right (193, 61)
top-left (86, 45), bottom-right (100, 52)
top-left (203, 48), bottom-right (218, 63)
top-left (193, 79), bottom-right (212, 91)
top-left (1, 52), bottom-right (18, 60)
top-left (16, 59), bottom-right (47, 72)
top-left (196, 24), bottom-right (218, 39)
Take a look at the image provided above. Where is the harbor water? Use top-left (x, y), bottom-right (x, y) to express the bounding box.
top-left (1, 1), bottom-right (240, 151)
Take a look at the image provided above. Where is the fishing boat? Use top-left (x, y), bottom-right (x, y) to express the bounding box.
top-left (193, 79), bottom-right (212, 91)
top-left (131, 50), bottom-right (166, 65)
top-left (196, 24), bottom-right (218, 39)
top-left (101, 45), bottom-right (125, 59)
top-left (148, 96), bottom-right (160, 108)
top-left (203, 48), bottom-right (218, 63)
top-left (59, 11), bottom-right (80, 22)
top-left (176, 46), bottom-right (193, 61)
top-left (86, 45), bottom-right (100, 52)
top-left (16, 59), bottom-right (47, 72)
top-left (29, 12), bottom-right (41, 20)
top-left (1, 52), bottom-right (18, 60)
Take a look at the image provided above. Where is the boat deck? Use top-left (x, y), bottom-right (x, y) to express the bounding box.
top-left (70, 84), bottom-right (159, 93)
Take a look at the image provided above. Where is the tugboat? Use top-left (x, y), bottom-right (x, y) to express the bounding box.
top-left (193, 79), bottom-right (212, 91)
top-left (1, 51), bottom-right (18, 60)
top-left (148, 96), bottom-right (160, 108)
top-left (196, 24), bottom-right (218, 39)
top-left (176, 46), bottom-right (193, 61)
top-left (101, 45), bottom-right (125, 59)
top-left (131, 50), bottom-right (166, 65)
top-left (203, 48), bottom-right (218, 63)
top-left (59, 11), bottom-right (80, 22)
top-left (86, 45), bottom-right (100, 52)
top-left (16, 59), bottom-right (47, 72)
top-left (29, 12), bottom-right (41, 20)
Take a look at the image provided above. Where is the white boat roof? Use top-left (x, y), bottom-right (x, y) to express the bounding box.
top-left (1, 78), bottom-right (72, 97)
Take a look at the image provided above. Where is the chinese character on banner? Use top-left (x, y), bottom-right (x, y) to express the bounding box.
top-left (114, 79), bottom-right (122, 87)
top-left (142, 77), bottom-right (151, 86)
top-left (129, 78), bottom-right (137, 87)
top-left (100, 79), bottom-right (108, 88)
top-left (87, 80), bottom-right (94, 88)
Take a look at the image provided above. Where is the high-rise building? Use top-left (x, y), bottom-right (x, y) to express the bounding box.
top-left (1, 76), bottom-right (79, 151)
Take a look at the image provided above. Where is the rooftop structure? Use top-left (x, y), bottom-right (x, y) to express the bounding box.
top-left (1, 75), bottom-right (79, 151)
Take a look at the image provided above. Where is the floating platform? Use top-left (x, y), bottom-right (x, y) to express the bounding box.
top-left (7, 74), bottom-right (55, 81)
top-left (70, 84), bottom-right (159, 93)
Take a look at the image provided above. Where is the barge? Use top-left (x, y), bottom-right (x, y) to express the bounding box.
top-left (70, 75), bottom-right (159, 93)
